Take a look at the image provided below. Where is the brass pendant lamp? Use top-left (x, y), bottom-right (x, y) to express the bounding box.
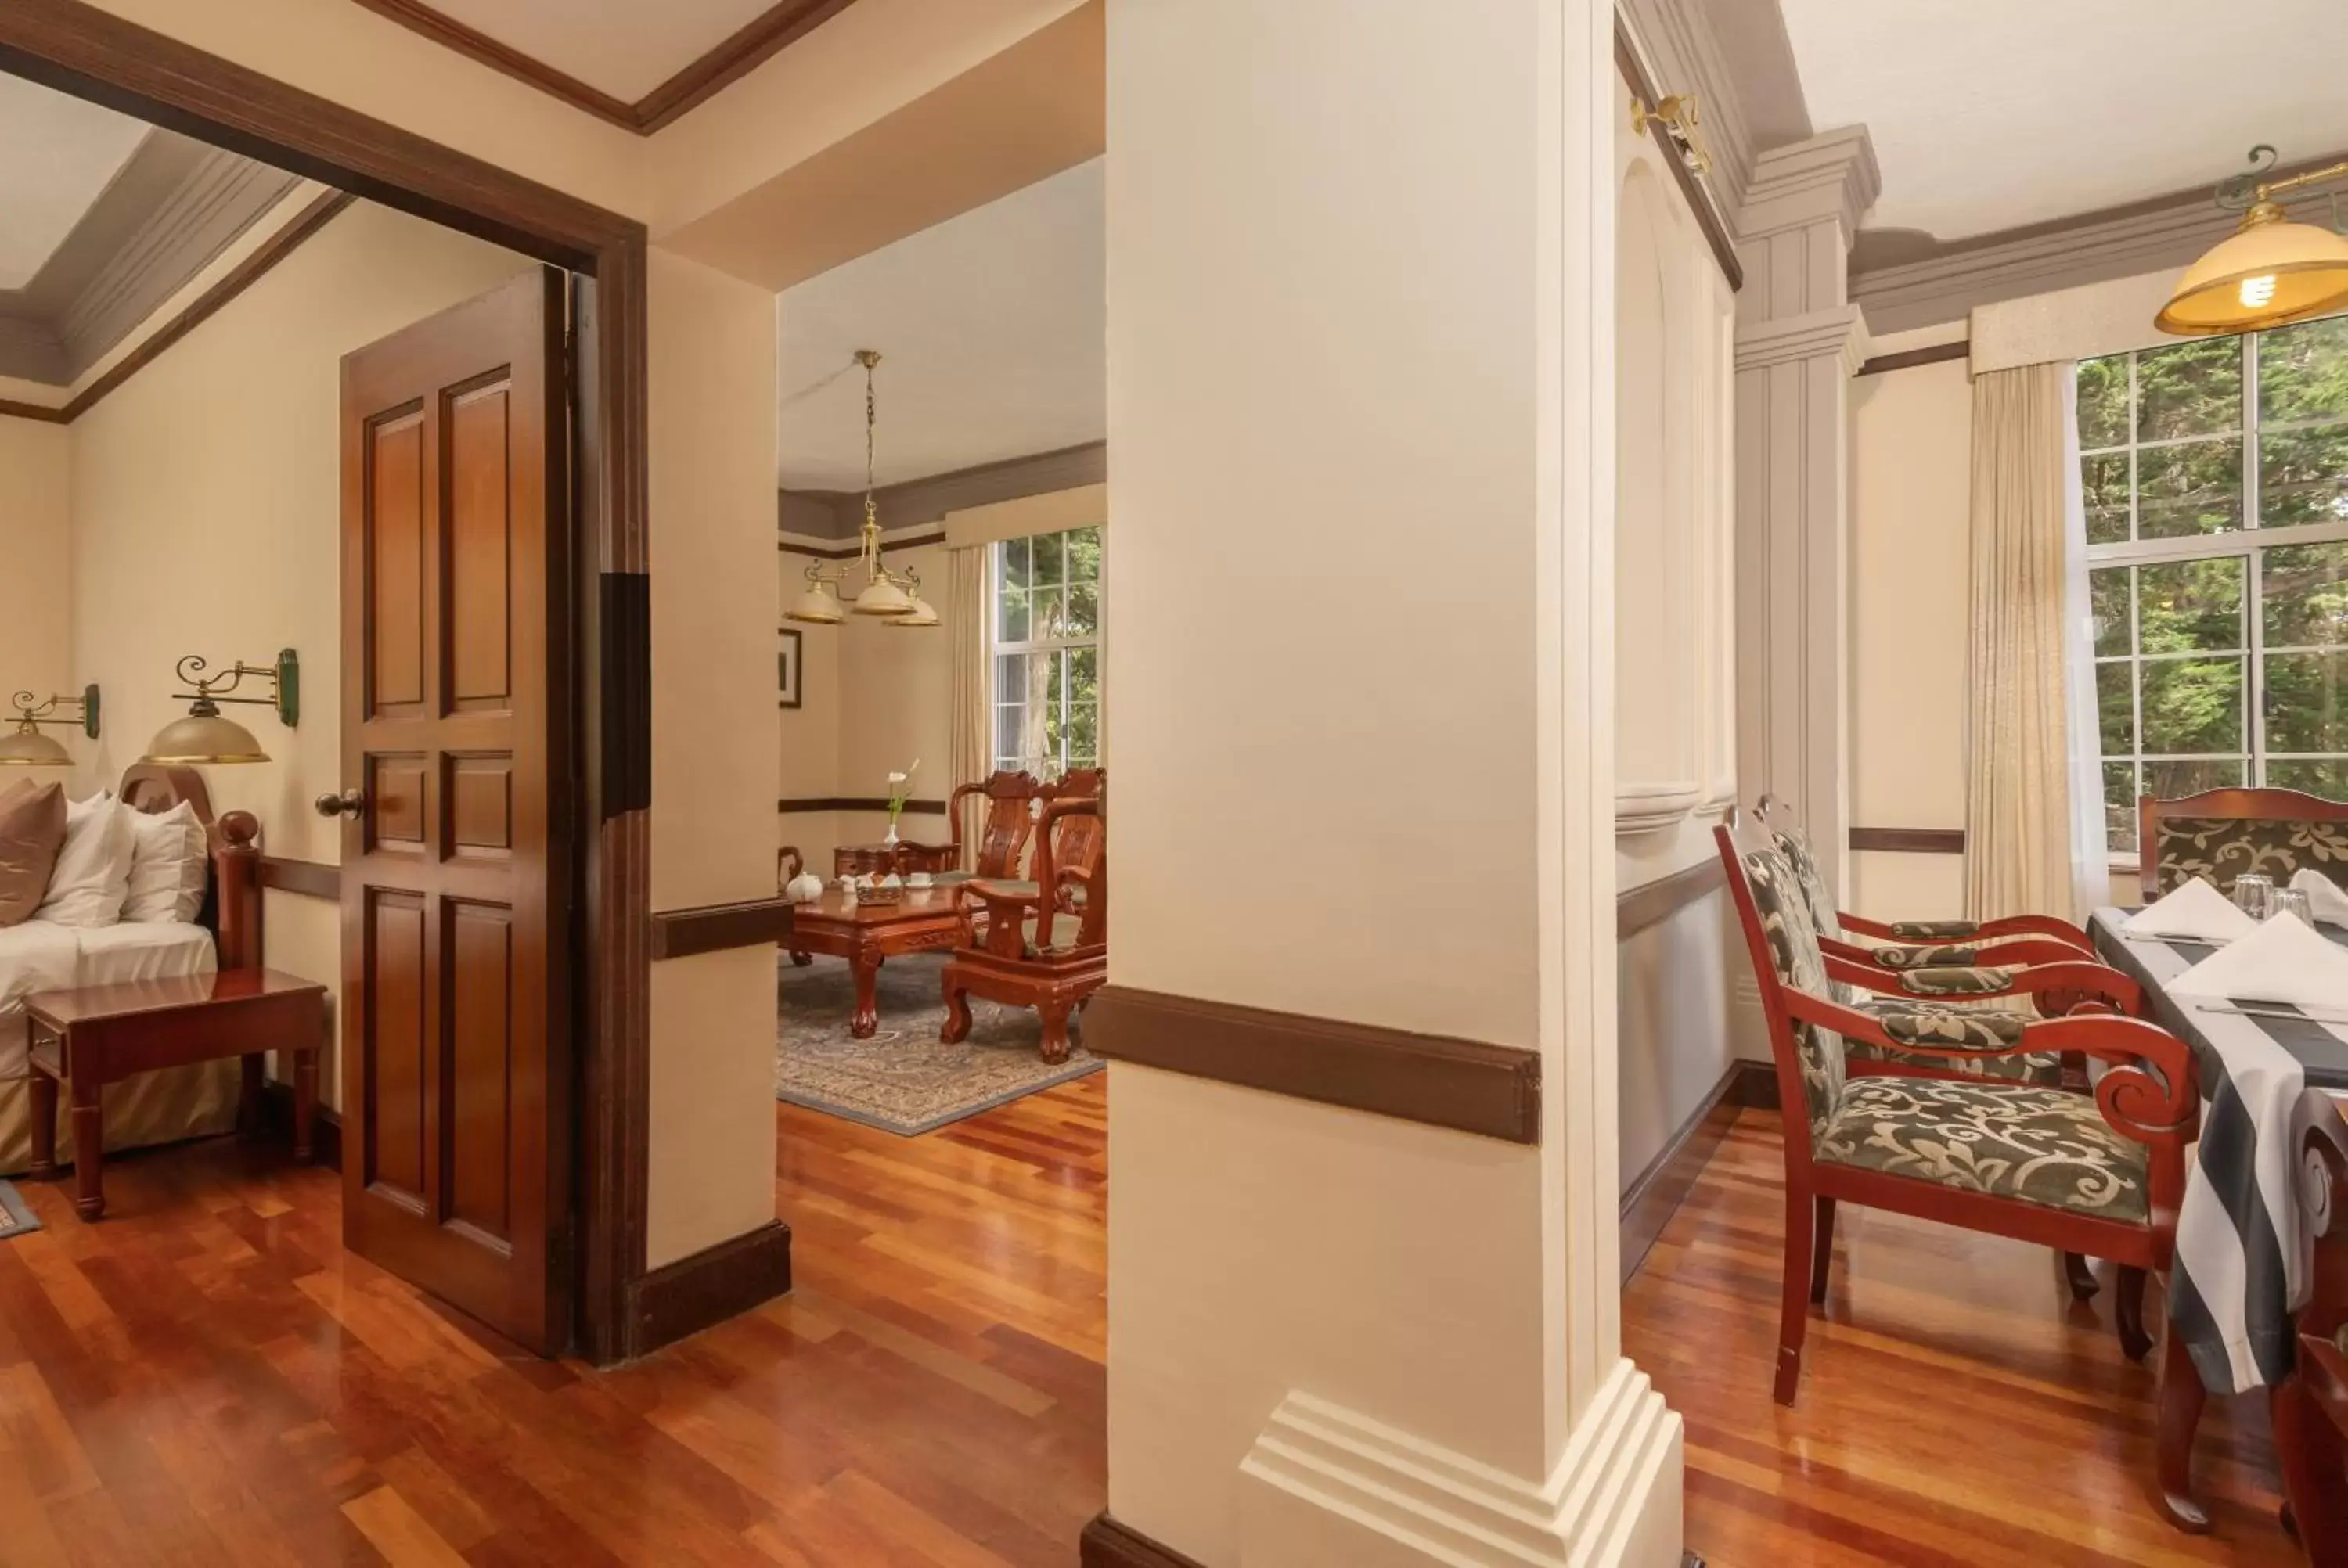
top-left (2160, 146), bottom-right (2348, 336)
top-left (784, 350), bottom-right (939, 629)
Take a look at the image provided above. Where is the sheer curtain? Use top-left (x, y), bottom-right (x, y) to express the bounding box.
top-left (947, 544), bottom-right (992, 869)
top-left (1965, 361), bottom-right (2110, 919)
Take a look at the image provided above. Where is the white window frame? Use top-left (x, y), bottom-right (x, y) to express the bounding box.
top-left (989, 526), bottom-right (1103, 779)
top-left (2084, 325), bottom-right (2348, 859)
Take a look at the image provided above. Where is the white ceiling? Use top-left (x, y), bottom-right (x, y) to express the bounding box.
top-left (1780, 0), bottom-right (2348, 241)
top-left (0, 76), bottom-right (149, 290)
top-left (417, 0), bottom-right (786, 102)
top-left (776, 158), bottom-right (1104, 491)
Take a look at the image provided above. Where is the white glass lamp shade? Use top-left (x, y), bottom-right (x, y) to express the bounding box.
top-left (785, 581), bottom-right (844, 624)
top-left (2159, 204), bottom-right (2348, 335)
top-left (850, 574), bottom-right (915, 617)
top-left (142, 710), bottom-right (270, 764)
top-left (0, 725), bottom-right (70, 766)
top-left (886, 592), bottom-right (940, 628)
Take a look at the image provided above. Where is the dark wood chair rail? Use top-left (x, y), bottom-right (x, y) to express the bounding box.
top-left (649, 897), bottom-right (797, 961)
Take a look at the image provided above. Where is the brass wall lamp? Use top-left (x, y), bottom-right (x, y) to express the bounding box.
top-left (142, 650), bottom-right (298, 765)
top-left (1631, 92), bottom-right (1712, 178)
top-left (0, 685), bottom-right (99, 768)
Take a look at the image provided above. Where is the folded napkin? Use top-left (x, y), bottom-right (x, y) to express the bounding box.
top-left (2170, 910), bottom-right (2348, 1009)
top-left (2292, 868), bottom-right (2348, 931)
top-left (2122, 875), bottom-right (2257, 943)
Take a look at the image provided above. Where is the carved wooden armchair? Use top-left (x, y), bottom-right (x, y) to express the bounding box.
top-left (1717, 823), bottom-right (2200, 1405)
top-left (935, 768), bottom-right (1048, 881)
top-left (2274, 1093), bottom-right (2348, 1560)
top-left (2140, 786), bottom-right (2348, 900)
top-left (940, 773), bottom-right (1106, 1064)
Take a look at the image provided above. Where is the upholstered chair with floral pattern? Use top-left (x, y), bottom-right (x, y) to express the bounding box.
top-left (2140, 786), bottom-right (2348, 898)
top-left (1716, 822), bottom-right (2200, 1408)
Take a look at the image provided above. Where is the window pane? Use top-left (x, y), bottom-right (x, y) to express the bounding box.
top-left (998, 586), bottom-right (1030, 642)
top-left (2137, 556), bottom-right (2243, 653)
top-left (2263, 542), bottom-right (2348, 647)
top-left (995, 703), bottom-right (1025, 761)
top-left (1002, 536), bottom-right (1031, 590)
top-left (2264, 650), bottom-right (2348, 753)
top-left (1066, 577), bottom-right (1099, 636)
top-left (996, 652), bottom-right (1025, 700)
top-left (2083, 451), bottom-right (2131, 543)
top-left (2091, 566), bottom-right (2131, 656)
top-left (1069, 646), bottom-right (1098, 707)
top-left (1032, 529), bottom-right (1064, 588)
top-left (2145, 757), bottom-right (2245, 799)
top-left (2260, 315), bottom-right (2348, 426)
top-left (2077, 356), bottom-right (2129, 450)
top-left (2268, 757), bottom-right (2348, 802)
top-left (1066, 526), bottom-right (1102, 583)
top-left (2104, 761), bottom-right (2138, 854)
top-left (1067, 703), bottom-right (1098, 761)
top-left (2097, 662), bottom-right (2134, 754)
top-left (2140, 657), bottom-right (2243, 753)
top-left (2260, 423), bottom-right (2348, 529)
top-left (2135, 336), bottom-right (2242, 442)
top-left (2137, 437), bottom-right (2242, 538)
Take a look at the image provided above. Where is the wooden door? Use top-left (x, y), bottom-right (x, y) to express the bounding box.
top-left (336, 268), bottom-right (573, 1354)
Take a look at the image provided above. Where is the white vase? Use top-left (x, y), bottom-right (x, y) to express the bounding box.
top-left (884, 821), bottom-right (900, 847)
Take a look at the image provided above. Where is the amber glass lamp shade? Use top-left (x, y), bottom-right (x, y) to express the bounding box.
top-left (2159, 203), bottom-right (2348, 335)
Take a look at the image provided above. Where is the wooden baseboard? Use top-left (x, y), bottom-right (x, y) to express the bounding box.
top-left (1620, 1059), bottom-right (1742, 1284)
top-left (1080, 1514), bottom-right (1208, 1568)
top-left (257, 1077), bottom-right (343, 1171)
top-left (628, 1219), bottom-right (793, 1358)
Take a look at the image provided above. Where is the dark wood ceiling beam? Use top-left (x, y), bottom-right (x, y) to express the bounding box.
top-left (344, 0), bottom-right (862, 136)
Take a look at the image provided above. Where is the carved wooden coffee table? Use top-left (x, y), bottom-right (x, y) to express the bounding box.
top-left (785, 887), bottom-right (962, 1038)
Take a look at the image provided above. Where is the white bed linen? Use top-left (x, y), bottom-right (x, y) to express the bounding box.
top-left (74, 920), bottom-right (218, 986)
top-left (0, 920), bottom-right (84, 1080)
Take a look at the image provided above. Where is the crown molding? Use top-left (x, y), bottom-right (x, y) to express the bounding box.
top-left (1615, 0), bottom-right (1810, 225)
top-left (778, 439), bottom-right (1107, 541)
top-left (343, 0), bottom-right (862, 136)
top-left (1851, 150), bottom-right (2348, 334)
top-left (1739, 126), bottom-right (1881, 245)
top-left (1734, 303), bottom-right (1867, 376)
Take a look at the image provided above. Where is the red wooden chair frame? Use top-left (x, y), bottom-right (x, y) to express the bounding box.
top-left (941, 774), bottom-right (1106, 1063)
top-left (2138, 785), bottom-right (2348, 897)
top-left (1717, 825), bottom-right (2201, 1409)
top-left (2272, 1095), bottom-right (2348, 1560)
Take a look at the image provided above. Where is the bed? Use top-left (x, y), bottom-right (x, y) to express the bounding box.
top-left (0, 765), bottom-right (265, 1175)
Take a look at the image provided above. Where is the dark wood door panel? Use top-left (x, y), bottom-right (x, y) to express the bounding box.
top-left (340, 267), bottom-right (570, 1354)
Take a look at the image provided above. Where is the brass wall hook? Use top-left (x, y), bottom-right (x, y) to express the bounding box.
top-left (1631, 91), bottom-right (1712, 178)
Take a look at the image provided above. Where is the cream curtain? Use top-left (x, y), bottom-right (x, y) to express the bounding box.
top-left (1965, 362), bottom-right (2103, 919)
top-left (947, 544), bottom-right (992, 869)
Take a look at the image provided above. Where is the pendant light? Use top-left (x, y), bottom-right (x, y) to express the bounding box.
top-left (785, 350), bottom-right (935, 628)
top-left (2160, 146), bottom-right (2348, 336)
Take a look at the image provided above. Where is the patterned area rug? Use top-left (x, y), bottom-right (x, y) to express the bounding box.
top-left (0, 1178), bottom-right (41, 1241)
top-left (776, 951), bottom-right (1101, 1135)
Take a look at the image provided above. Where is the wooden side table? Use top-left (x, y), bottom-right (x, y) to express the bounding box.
top-left (786, 888), bottom-right (963, 1037)
top-left (23, 969), bottom-right (328, 1220)
top-left (834, 840), bottom-right (960, 879)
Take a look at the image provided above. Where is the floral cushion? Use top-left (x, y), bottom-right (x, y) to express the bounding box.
top-left (1772, 828), bottom-right (1845, 943)
top-left (1816, 1077), bottom-right (2149, 1224)
top-left (1866, 942), bottom-right (1983, 969)
top-left (1888, 919), bottom-right (1978, 941)
top-left (1739, 845), bottom-right (1846, 1135)
top-left (1846, 1002), bottom-right (2059, 1084)
top-left (2152, 816), bottom-right (2348, 897)
top-left (1898, 965), bottom-right (2025, 996)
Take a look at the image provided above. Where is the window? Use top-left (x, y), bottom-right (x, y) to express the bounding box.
top-left (992, 525), bottom-right (1102, 778)
top-left (2083, 315), bottom-right (2348, 854)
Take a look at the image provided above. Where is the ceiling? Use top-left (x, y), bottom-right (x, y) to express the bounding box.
top-left (376, 0), bottom-right (798, 103)
top-left (1779, 0), bottom-right (2348, 242)
top-left (776, 157), bottom-right (1104, 491)
top-left (0, 75), bottom-right (149, 290)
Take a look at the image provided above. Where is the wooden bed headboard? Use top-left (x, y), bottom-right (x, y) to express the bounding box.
top-left (117, 764), bottom-right (263, 972)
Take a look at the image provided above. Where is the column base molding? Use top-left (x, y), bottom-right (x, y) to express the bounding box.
top-left (1235, 1361), bottom-right (1683, 1566)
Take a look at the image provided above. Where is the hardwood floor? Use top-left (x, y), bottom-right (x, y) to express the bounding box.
top-left (0, 1080), bottom-right (2305, 1565)
top-left (0, 1074), bottom-right (1107, 1566)
top-left (1627, 1107), bottom-right (2301, 1566)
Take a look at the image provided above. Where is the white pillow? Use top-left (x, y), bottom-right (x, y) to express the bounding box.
top-left (35, 793), bottom-right (135, 928)
top-left (123, 800), bottom-right (210, 924)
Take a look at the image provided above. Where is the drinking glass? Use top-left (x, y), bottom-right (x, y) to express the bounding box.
top-left (2274, 888), bottom-right (2315, 927)
top-left (2234, 873), bottom-right (2275, 922)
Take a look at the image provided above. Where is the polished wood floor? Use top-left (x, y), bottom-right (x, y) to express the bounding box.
top-left (0, 1082), bottom-right (2308, 1565)
top-left (1628, 1107), bottom-right (2300, 1566)
top-left (0, 1074), bottom-right (1107, 1566)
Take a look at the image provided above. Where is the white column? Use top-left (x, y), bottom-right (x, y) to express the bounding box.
top-left (1103, 2), bottom-right (1681, 1564)
top-left (1732, 127), bottom-right (1878, 898)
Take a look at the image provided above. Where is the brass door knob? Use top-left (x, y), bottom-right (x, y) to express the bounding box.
top-left (314, 788), bottom-right (366, 818)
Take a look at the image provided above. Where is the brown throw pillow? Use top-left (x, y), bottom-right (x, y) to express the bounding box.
top-left (0, 779), bottom-right (67, 926)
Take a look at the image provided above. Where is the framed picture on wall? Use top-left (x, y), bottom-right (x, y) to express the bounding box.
top-left (778, 627), bottom-right (802, 710)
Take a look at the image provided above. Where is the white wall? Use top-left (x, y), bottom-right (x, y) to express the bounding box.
top-left (1846, 325), bottom-right (1972, 922)
top-left (67, 198), bottom-right (537, 1108)
top-left (0, 417), bottom-right (71, 732)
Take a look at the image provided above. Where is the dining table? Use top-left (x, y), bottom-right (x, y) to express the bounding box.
top-left (2089, 905), bottom-right (2348, 1531)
